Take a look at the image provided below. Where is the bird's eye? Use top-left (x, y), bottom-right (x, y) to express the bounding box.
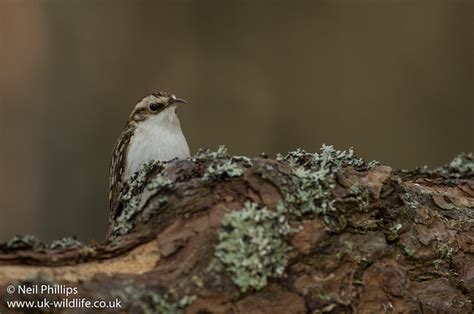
top-left (149, 103), bottom-right (160, 112)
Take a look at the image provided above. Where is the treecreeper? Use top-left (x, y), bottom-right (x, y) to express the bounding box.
top-left (109, 91), bottom-right (190, 211)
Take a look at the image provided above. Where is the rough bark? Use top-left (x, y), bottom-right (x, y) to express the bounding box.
top-left (1, 148), bottom-right (473, 313)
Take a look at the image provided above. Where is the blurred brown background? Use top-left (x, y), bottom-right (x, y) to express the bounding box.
top-left (0, 0), bottom-right (473, 242)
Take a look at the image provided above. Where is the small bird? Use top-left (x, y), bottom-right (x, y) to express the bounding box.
top-left (109, 91), bottom-right (190, 210)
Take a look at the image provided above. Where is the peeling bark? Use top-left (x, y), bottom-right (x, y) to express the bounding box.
top-left (0, 150), bottom-right (473, 313)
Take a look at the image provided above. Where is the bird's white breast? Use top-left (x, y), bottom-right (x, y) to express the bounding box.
top-left (124, 107), bottom-right (190, 180)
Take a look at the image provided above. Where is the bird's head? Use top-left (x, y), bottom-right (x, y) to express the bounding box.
top-left (130, 91), bottom-right (187, 122)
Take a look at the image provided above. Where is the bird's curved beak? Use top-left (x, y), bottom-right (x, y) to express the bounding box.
top-left (173, 98), bottom-right (188, 104)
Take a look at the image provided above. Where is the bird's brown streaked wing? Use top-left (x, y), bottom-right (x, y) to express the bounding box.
top-left (109, 127), bottom-right (134, 211)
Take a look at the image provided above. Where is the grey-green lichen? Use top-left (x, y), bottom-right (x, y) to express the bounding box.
top-left (112, 282), bottom-right (194, 314)
top-left (411, 152), bottom-right (474, 178)
top-left (193, 145), bottom-right (229, 161)
top-left (437, 243), bottom-right (454, 261)
top-left (112, 160), bottom-right (172, 236)
top-left (214, 202), bottom-right (294, 292)
top-left (403, 246), bottom-right (416, 258)
top-left (343, 185), bottom-right (371, 211)
top-left (49, 236), bottom-right (82, 249)
top-left (401, 192), bottom-right (419, 223)
top-left (367, 159), bottom-right (381, 170)
top-left (121, 160), bottom-right (157, 204)
top-left (277, 145), bottom-right (364, 215)
top-left (0, 235), bottom-right (86, 253)
top-left (198, 145), bottom-right (251, 181)
top-left (277, 145), bottom-right (363, 170)
top-left (138, 293), bottom-right (194, 314)
top-left (0, 234), bottom-right (42, 252)
top-left (448, 153), bottom-right (474, 174)
top-left (203, 160), bottom-right (244, 180)
top-left (317, 292), bottom-right (332, 301)
top-left (387, 222), bottom-right (403, 241)
top-left (146, 172), bottom-right (174, 191)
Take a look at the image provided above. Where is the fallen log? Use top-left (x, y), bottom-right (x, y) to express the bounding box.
top-left (1, 146), bottom-right (473, 313)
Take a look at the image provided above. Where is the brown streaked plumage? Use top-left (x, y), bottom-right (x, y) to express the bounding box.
top-left (109, 121), bottom-right (135, 211)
